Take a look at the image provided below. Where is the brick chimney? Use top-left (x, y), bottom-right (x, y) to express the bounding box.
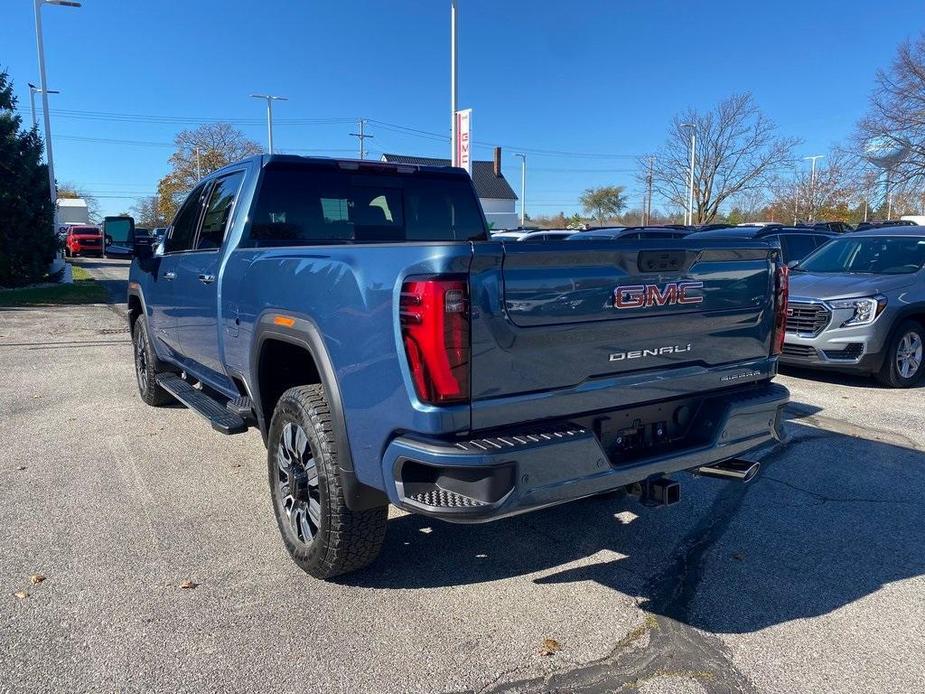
top-left (493, 147), bottom-right (501, 177)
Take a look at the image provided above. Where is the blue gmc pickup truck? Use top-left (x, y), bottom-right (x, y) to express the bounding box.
top-left (128, 155), bottom-right (790, 579)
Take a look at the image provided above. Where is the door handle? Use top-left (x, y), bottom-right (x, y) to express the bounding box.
top-left (198, 274), bottom-right (216, 284)
top-left (163, 271), bottom-right (176, 280)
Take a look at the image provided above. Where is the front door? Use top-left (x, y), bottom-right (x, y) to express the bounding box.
top-left (174, 171), bottom-right (245, 383)
top-left (147, 182), bottom-right (209, 357)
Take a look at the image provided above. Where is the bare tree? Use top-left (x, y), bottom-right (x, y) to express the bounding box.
top-left (131, 196), bottom-right (168, 228)
top-left (648, 93), bottom-right (798, 224)
top-left (856, 34), bottom-right (925, 189)
top-left (156, 122), bottom-right (261, 221)
top-left (767, 151), bottom-right (868, 224)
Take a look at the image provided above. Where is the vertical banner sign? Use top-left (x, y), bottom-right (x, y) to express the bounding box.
top-left (456, 109), bottom-right (472, 175)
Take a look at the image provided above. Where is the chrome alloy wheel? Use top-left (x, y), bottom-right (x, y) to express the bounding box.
top-left (276, 422), bottom-right (321, 546)
top-left (896, 330), bottom-right (923, 380)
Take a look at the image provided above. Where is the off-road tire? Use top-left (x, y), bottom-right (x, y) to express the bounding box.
top-left (132, 316), bottom-right (172, 406)
top-left (268, 385), bottom-right (388, 579)
top-left (877, 319), bottom-right (925, 388)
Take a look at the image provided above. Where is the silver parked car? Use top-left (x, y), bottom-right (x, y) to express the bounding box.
top-left (781, 227), bottom-right (925, 387)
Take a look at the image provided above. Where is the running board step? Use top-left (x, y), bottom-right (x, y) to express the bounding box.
top-left (155, 373), bottom-right (247, 435)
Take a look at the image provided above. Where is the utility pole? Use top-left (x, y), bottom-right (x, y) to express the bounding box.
top-left (195, 147), bottom-right (202, 179)
top-left (250, 93), bottom-right (288, 154)
top-left (645, 155), bottom-right (654, 226)
top-left (350, 119), bottom-right (373, 160)
top-left (804, 154), bottom-right (823, 222)
top-left (682, 124), bottom-right (696, 225)
top-left (450, 0), bottom-right (458, 166)
top-left (515, 153), bottom-right (526, 226)
top-left (34, 0), bottom-right (81, 229)
top-left (27, 82), bottom-right (59, 128)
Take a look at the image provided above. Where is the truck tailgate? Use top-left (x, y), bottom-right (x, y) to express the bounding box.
top-left (469, 239), bottom-right (778, 423)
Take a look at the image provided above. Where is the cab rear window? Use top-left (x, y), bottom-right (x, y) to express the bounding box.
top-left (245, 164), bottom-right (487, 246)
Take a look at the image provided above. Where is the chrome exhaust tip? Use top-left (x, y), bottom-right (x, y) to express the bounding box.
top-left (696, 459), bottom-right (760, 483)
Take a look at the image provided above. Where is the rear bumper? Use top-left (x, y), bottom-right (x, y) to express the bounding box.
top-left (382, 382), bottom-right (789, 522)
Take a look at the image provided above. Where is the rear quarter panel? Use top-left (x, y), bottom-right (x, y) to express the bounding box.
top-left (221, 244), bottom-right (473, 491)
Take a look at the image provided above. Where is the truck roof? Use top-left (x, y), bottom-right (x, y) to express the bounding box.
top-left (210, 154), bottom-right (473, 180)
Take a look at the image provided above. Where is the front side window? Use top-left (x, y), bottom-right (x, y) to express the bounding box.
top-left (166, 183), bottom-right (208, 253)
top-left (197, 172), bottom-right (244, 250)
top-left (246, 164), bottom-right (486, 246)
top-left (798, 236), bottom-right (925, 274)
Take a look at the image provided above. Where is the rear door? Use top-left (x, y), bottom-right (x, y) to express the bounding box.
top-left (469, 238), bottom-right (777, 404)
top-left (173, 170), bottom-right (245, 382)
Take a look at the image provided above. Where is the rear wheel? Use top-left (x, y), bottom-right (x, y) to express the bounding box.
top-left (877, 320), bottom-right (925, 388)
top-left (132, 316), bottom-right (172, 406)
top-left (268, 385), bottom-right (388, 579)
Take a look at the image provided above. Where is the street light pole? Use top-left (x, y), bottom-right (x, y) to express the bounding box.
top-left (27, 82), bottom-right (59, 128)
top-left (804, 154), bottom-right (823, 222)
top-left (250, 94), bottom-right (288, 154)
top-left (515, 153), bottom-right (526, 227)
top-left (682, 124), bottom-right (696, 225)
top-left (34, 0), bottom-right (80, 223)
top-left (450, 0), bottom-right (458, 166)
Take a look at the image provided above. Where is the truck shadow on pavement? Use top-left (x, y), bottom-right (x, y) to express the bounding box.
top-left (344, 416), bottom-right (925, 634)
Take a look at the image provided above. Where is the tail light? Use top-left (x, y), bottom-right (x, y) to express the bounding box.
top-left (771, 264), bottom-right (789, 356)
top-left (399, 277), bottom-right (470, 404)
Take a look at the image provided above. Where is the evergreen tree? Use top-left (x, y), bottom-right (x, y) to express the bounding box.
top-left (0, 68), bottom-right (56, 287)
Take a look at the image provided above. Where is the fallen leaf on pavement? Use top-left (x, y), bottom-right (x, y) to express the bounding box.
top-left (17, 466), bottom-right (26, 471)
top-left (180, 580), bottom-right (198, 590)
top-left (13, 591), bottom-right (29, 600)
top-left (539, 638), bottom-right (562, 656)
top-left (30, 574), bottom-right (46, 585)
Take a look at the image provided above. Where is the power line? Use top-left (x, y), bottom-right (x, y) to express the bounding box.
top-left (20, 106), bottom-right (643, 161)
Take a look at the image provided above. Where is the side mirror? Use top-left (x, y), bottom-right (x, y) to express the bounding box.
top-left (133, 233), bottom-right (153, 260)
top-left (786, 260), bottom-right (800, 269)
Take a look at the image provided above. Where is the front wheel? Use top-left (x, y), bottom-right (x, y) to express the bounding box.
top-left (877, 320), bottom-right (925, 388)
top-left (132, 316), bottom-right (172, 406)
top-left (268, 385), bottom-right (388, 579)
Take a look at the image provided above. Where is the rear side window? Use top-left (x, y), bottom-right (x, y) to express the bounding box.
top-left (166, 183), bottom-right (208, 253)
top-left (197, 172), bottom-right (244, 250)
top-left (246, 164), bottom-right (486, 246)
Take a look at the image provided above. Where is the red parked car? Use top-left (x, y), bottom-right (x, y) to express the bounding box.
top-left (64, 226), bottom-right (103, 257)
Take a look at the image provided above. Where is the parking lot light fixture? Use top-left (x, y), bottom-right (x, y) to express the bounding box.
top-left (27, 82), bottom-right (59, 128)
top-left (804, 155), bottom-right (824, 222)
top-left (682, 123), bottom-right (696, 225)
top-left (250, 94), bottom-right (288, 154)
top-left (450, 0), bottom-right (458, 166)
top-left (34, 0), bottom-right (80, 232)
top-left (515, 153), bottom-right (526, 226)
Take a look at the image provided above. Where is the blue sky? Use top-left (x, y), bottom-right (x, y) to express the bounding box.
top-left (3, 0), bottom-right (923, 218)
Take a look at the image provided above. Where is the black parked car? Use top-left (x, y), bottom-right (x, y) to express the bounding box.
top-left (568, 225), bottom-right (691, 241)
top-left (810, 221), bottom-right (854, 233)
top-left (686, 225), bottom-right (835, 264)
top-left (854, 220), bottom-right (917, 231)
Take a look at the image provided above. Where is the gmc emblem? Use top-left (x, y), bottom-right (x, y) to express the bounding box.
top-left (613, 281), bottom-right (704, 309)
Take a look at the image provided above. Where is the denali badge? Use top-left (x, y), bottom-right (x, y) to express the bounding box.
top-left (609, 344), bottom-right (692, 362)
top-left (613, 281), bottom-right (704, 309)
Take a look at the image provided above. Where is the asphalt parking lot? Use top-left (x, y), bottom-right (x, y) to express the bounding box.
top-left (1, 258), bottom-right (923, 693)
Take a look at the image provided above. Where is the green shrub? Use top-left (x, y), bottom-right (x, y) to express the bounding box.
top-left (0, 68), bottom-right (56, 288)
